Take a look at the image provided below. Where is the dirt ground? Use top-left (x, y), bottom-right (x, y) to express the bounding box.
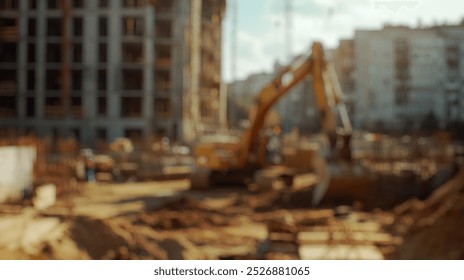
top-left (0, 180), bottom-right (266, 260)
top-left (0, 169), bottom-right (462, 260)
top-left (388, 168), bottom-right (464, 259)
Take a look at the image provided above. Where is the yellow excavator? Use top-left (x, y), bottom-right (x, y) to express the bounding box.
top-left (191, 42), bottom-right (373, 205)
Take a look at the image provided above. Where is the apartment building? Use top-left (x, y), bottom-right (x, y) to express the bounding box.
top-left (0, 0), bottom-right (225, 145)
top-left (351, 23), bottom-right (464, 131)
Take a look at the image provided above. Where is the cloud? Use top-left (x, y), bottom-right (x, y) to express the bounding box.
top-left (222, 0), bottom-right (464, 82)
top-left (266, 0), bottom-right (327, 17)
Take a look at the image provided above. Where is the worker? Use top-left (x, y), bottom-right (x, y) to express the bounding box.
top-left (77, 148), bottom-right (96, 182)
top-left (85, 156), bottom-right (96, 182)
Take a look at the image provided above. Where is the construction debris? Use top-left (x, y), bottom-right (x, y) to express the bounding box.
top-left (0, 165), bottom-right (462, 260)
top-left (389, 167), bottom-right (464, 259)
top-left (33, 184), bottom-right (56, 210)
top-left (0, 132), bottom-right (461, 260)
top-left (0, 146), bottom-right (36, 203)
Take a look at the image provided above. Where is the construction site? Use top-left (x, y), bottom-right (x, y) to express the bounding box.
top-left (1, 0), bottom-right (464, 260)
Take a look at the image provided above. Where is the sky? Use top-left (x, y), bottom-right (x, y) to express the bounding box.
top-left (221, 0), bottom-right (464, 82)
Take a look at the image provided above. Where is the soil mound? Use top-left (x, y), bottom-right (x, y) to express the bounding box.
top-left (390, 168), bottom-right (464, 259)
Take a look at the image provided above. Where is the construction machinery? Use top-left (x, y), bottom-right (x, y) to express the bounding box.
top-left (191, 42), bottom-right (373, 205)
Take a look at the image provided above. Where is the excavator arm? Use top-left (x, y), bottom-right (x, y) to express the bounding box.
top-left (192, 42), bottom-right (352, 181)
top-left (237, 51), bottom-right (313, 167)
top-left (237, 42), bottom-right (351, 168)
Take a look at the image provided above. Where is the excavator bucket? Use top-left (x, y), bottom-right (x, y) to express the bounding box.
top-left (281, 143), bottom-right (375, 207)
top-left (311, 152), bottom-right (376, 207)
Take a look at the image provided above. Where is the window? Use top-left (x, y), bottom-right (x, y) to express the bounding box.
top-left (98, 97), bottom-right (106, 116)
top-left (28, 43), bottom-right (35, 63)
top-left (122, 43), bottom-right (143, 63)
top-left (0, 70), bottom-right (16, 93)
top-left (121, 97), bottom-right (142, 117)
top-left (46, 43), bottom-right (61, 63)
top-left (28, 0), bottom-right (37, 9)
top-left (46, 70), bottom-right (61, 90)
top-left (122, 69), bottom-right (143, 90)
top-left (155, 20), bottom-right (172, 38)
top-left (123, 0), bottom-right (145, 7)
top-left (27, 70), bottom-right (35, 91)
top-left (99, 17), bottom-right (107, 36)
top-left (98, 70), bottom-right (106, 90)
top-left (0, 97), bottom-right (16, 117)
top-left (28, 19), bottom-right (36, 36)
top-left (0, 17), bottom-right (16, 28)
top-left (73, 17), bottom-right (83, 37)
top-left (0, 43), bottom-right (17, 62)
top-left (71, 97), bottom-right (82, 118)
top-left (122, 17), bottom-right (144, 36)
top-left (156, 45), bottom-right (171, 66)
top-left (45, 97), bottom-right (61, 118)
top-left (154, 1), bottom-right (172, 13)
top-left (154, 98), bottom-right (171, 118)
top-left (47, 0), bottom-right (59, 10)
top-left (72, 0), bottom-right (84, 8)
top-left (72, 70), bottom-right (82, 90)
top-left (99, 43), bottom-right (107, 63)
top-left (155, 70), bottom-right (171, 91)
top-left (99, 0), bottom-right (108, 8)
top-left (73, 43), bottom-right (82, 63)
top-left (26, 97), bottom-right (35, 117)
top-left (47, 18), bottom-right (61, 37)
top-left (0, 0), bottom-right (18, 10)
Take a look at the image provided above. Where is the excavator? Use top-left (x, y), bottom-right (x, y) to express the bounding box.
top-left (191, 42), bottom-right (373, 205)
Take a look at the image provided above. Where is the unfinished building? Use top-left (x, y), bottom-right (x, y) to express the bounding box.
top-left (0, 0), bottom-right (226, 145)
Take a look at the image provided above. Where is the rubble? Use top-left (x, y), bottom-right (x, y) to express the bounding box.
top-left (0, 161), bottom-right (461, 260)
top-left (33, 184), bottom-right (56, 210)
top-left (136, 197), bottom-right (231, 230)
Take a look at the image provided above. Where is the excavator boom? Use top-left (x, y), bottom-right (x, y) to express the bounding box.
top-left (237, 42), bottom-right (351, 168)
top-left (191, 42), bottom-right (364, 195)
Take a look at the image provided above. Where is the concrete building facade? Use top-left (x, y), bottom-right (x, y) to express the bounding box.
top-left (350, 23), bottom-right (464, 132)
top-left (0, 0), bottom-right (225, 145)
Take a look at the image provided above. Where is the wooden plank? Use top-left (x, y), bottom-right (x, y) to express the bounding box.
top-left (299, 222), bottom-right (382, 233)
top-left (268, 242), bottom-right (299, 253)
top-left (299, 244), bottom-right (384, 260)
top-left (292, 173), bottom-right (318, 190)
top-left (297, 231), bottom-right (398, 246)
top-left (268, 232), bottom-right (296, 243)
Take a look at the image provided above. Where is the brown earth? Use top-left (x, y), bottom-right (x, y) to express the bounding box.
top-left (389, 168), bottom-right (464, 259)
